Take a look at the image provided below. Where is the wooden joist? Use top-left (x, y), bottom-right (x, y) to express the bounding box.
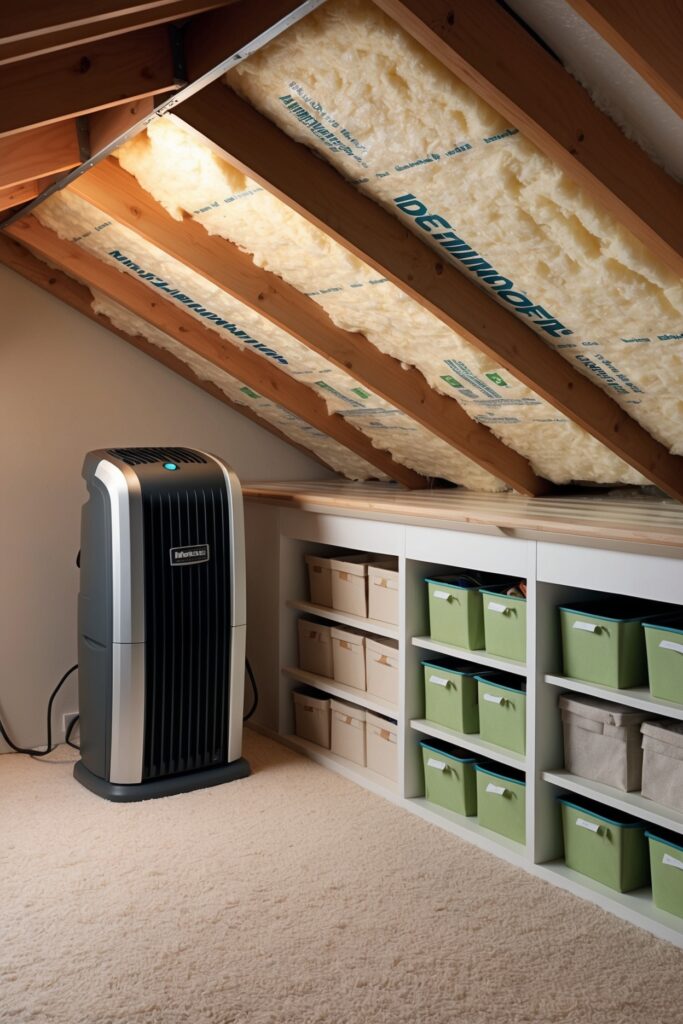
top-left (5, 216), bottom-right (426, 488)
top-left (69, 157), bottom-right (544, 495)
top-left (564, 0), bottom-right (683, 117)
top-left (175, 82), bottom-right (683, 503)
top-left (0, 180), bottom-right (41, 213)
top-left (372, 0), bottom-right (683, 277)
top-left (0, 121), bottom-right (80, 189)
top-left (0, 232), bottom-right (333, 471)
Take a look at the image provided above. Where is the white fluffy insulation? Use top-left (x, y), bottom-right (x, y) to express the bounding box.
top-left (34, 189), bottom-right (503, 489)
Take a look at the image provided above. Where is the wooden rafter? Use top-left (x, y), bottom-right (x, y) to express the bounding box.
top-left (5, 216), bottom-right (426, 488)
top-left (175, 83), bottom-right (683, 502)
top-left (564, 0), bottom-right (683, 117)
top-left (372, 0), bottom-right (683, 277)
top-left (0, 121), bottom-right (80, 189)
top-left (0, 232), bottom-right (333, 472)
top-left (69, 157), bottom-right (544, 495)
top-left (0, 180), bottom-right (41, 213)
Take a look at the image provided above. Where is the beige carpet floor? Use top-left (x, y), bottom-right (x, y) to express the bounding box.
top-left (1, 731), bottom-right (682, 1024)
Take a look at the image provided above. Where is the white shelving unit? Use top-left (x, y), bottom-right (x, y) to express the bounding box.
top-left (543, 769), bottom-right (683, 832)
top-left (412, 636), bottom-right (526, 675)
top-left (410, 719), bottom-right (526, 770)
top-left (283, 666), bottom-right (398, 718)
top-left (287, 598), bottom-right (399, 640)
top-left (545, 673), bottom-right (683, 721)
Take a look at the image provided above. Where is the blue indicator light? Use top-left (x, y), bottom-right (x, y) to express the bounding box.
top-left (163, 462), bottom-right (178, 471)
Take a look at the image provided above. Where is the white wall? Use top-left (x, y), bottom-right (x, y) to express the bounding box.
top-left (0, 265), bottom-right (330, 750)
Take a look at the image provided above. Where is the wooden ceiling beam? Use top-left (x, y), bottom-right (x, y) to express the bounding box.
top-left (0, 180), bottom-right (41, 213)
top-left (69, 157), bottom-right (541, 494)
top-left (174, 83), bottom-right (683, 502)
top-left (0, 232), bottom-right (333, 471)
top-left (5, 216), bottom-right (426, 488)
top-left (0, 121), bottom-right (81, 189)
top-left (564, 0), bottom-right (683, 117)
top-left (372, 0), bottom-right (682, 277)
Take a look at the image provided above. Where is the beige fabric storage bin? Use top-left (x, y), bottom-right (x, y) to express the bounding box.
top-left (293, 687), bottom-right (331, 748)
top-left (330, 698), bottom-right (366, 766)
top-left (330, 553), bottom-right (393, 617)
top-left (559, 693), bottom-right (653, 792)
top-left (365, 712), bottom-right (398, 781)
top-left (297, 618), bottom-right (333, 678)
top-left (641, 721), bottom-right (683, 813)
top-left (331, 626), bottom-right (367, 690)
top-left (305, 554), bottom-right (333, 607)
top-left (368, 562), bottom-right (399, 624)
top-left (365, 636), bottom-right (399, 705)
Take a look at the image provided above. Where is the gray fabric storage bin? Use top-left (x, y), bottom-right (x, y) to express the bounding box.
top-left (559, 693), bottom-right (653, 792)
top-left (641, 721), bottom-right (683, 813)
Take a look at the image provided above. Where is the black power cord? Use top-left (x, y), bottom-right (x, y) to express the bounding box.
top-left (65, 714), bottom-right (80, 750)
top-left (0, 664), bottom-right (78, 757)
top-left (244, 658), bottom-right (258, 722)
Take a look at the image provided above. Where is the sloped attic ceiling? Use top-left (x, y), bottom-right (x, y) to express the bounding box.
top-left (3, 0), bottom-right (682, 498)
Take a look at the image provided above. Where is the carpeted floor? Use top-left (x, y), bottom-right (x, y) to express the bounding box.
top-left (1, 731), bottom-right (681, 1024)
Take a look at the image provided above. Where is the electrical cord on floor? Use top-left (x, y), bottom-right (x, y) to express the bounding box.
top-left (0, 664), bottom-right (78, 757)
top-left (244, 658), bottom-right (258, 722)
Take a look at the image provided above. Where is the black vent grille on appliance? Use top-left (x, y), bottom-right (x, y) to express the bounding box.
top-left (141, 485), bottom-right (231, 779)
top-left (106, 447), bottom-right (208, 466)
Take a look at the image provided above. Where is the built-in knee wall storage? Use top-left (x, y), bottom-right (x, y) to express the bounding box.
top-left (248, 500), bottom-right (683, 948)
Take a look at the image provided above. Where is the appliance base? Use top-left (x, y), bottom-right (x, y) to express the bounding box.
top-left (73, 757), bottom-right (251, 802)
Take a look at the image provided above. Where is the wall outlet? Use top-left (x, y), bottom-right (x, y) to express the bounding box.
top-left (62, 712), bottom-right (79, 741)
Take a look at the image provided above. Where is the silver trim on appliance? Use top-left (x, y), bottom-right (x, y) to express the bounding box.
top-left (109, 642), bottom-right (146, 785)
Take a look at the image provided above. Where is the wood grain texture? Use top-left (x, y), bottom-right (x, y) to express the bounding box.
top-left (175, 84), bottom-right (683, 503)
top-left (69, 157), bottom-right (544, 494)
top-left (0, 180), bottom-right (40, 212)
top-left (5, 216), bottom-right (426, 487)
top-left (373, 0), bottom-right (683, 276)
top-left (0, 121), bottom-right (80, 189)
top-left (565, 0), bottom-right (683, 116)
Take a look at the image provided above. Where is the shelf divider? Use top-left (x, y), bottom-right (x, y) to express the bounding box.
top-left (284, 666), bottom-right (399, 718)
top-left (545, 673), bottom-right (683, 721)
top-left (542, 769), bottom-right (683, 834)
top-left (287, 599), bottom-right (399, 639)
top-left (410, 719), bottom-right (526, 770)
top-left (412, 636), bottom-right (527, 675)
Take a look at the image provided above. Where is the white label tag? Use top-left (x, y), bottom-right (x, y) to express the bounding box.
top-left (433, 590), bottom-right (451, 601)
top-left (576, 817), bottom-right (601, 833)
top-left (484, 693), bottom-right (504, 704)
top-left (428, 674), bottom-right (449, 686)
top-left (487, 601), bottom-right (507, 614)
top-left (486, 782), bottom-right (506, 796)
top-left (427, 758), bottom-right (447, 771)
top-left (660, 640), bottom-right (683, 655)
top-left (663, 853), bottom-right (683, 871)
top-left (573, 621), bottom-right (599, 633)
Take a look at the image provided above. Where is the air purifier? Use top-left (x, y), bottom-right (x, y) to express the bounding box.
top-left (74, 446), bottom-right (250, 801)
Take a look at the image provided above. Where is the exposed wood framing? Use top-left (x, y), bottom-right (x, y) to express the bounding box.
top-left (564, 0), bottom-right (683, 117)
top-left (0, 180), bottom-right (41, 213)
top-left (372, 0), bottom-right (683, 276)
top-left (5, 216), bottom-right (426, 488)
top-left (88, 98), bottom-right (155, 153)
top-left (0, 121), bottom-right (81, 189)
top-left (0, 26), bottom-right (178, 138)
top-left (69, 158), bottom-right (544, 495)
top-left (175, 83), bottom-right (683, 502)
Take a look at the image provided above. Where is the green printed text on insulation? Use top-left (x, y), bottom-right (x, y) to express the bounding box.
top-left (279, 96), bottom-right (368, 166)
top-left (393, 195), bottom-right (572, 339)
top-left (108, 251), bottom-right (287, 364)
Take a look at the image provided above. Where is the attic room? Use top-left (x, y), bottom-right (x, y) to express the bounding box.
top-left (1, 1), bottom-right (682, 1020)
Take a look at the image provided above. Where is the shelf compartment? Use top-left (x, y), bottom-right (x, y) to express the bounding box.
top-left (284, 666), bottom-right (399, 718)
top-left (542, 769), bottom-right (683, 834)
top-left (406, 797), bottom-right (528, 862)
top-left (545, 673), bottom-right (683, 722)
top-left (281, 734), bottom-right (400, 798)
top-left (287, 599), bottom-right (399, 640)
top-left (412, 636), bottom-right (526, 676)
top-left (410, 719), bottom-right (526, 770)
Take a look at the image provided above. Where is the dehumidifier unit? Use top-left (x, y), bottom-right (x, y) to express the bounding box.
top-left (74, 447), bottom-right (250, 801)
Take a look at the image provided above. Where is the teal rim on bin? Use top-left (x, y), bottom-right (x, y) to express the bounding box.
top-left (475, 670), bottom-right (527, 755)
top-left (425, 574), bottom-right (496, 650)
top-left (475, 761), bottom-right (526, 844)
top-left (421, 659), bottom-right (481, 734)
top-left (558, 796), bottom-right (650, 892)
top-left (645, 830), bottom-right (683, 918)
top-left (642, 613), bottom-right (683, 705)
top-left (420, 740), bottom-right (478, 817)
top-left (480, 584), bottom-right (527, 662)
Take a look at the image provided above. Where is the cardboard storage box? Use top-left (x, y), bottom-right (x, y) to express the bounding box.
top-left (365, 636), bottom-right (399, 705)
top-left (330, 698), bottom-right (366, 766)
top-left (293, 687), bottom-right (331, 748)
top-left (475, 763), bottom-right (526, 844)
top-left (305, 554), bottom-right (333, 607)
top-left (425, 574), bottom-right (489, 650)
top-left (422, 660), bottom-right (480, 734)
top-left (368, 563), bottom-right (399, 624)
top-left (646, 831), bottom-right (683, 918)
top-left (366, 712), bottom-right (398, 781)
top-left (643, 614), bottom-right (683, 704)
top-left (641, 720), bottom-right (683, 813)
top-left (559, 693), bottom-right (652, 792)
top-left (420, 741), bottom-right (478, 816)
top-left (330, 553), bottom-right (393, 617)
top-left (297, 618), bottom-right (333, 678)
top-left (481, 584), bottom-right (526, 663)
top-left (559, 597), bottom-right (663, 688)
top-left (559, 797), bottom-right (649, 892)
top-left (476, 671), bottom-right (527, 755)
top-left (330, 626), bottom-right (366, 690)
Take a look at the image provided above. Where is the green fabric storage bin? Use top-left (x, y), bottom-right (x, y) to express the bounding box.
top-left (475, 763), bottom-right (526, 844)
top-left (559, 598), bottom-right (665, 688)
top-left (425, 575), bottom-right (494, 650)
top-left (559, 797), bottom-right (650, 892)
top-left (646, 831), bottom-right (683, 919)
top-left (422, 659), bottom-right (480, 734)
top-left (643, 614), bottom-right (683, 705)
top-left (420, 740), bottom-right (478, 816)
top-left (481, 585), bottom-right (527, 662)
top-left (476, 671), bottom-right (527, 755)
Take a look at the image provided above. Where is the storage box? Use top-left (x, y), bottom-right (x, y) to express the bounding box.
top-left (330, 553), bottom-right (392, 617)
top-left (422, 660), bottom-right (480, 734)
top-left (297, 618), bottom-right (333, 678)
top-left (559, 797), bottom-right (649, 892)
top-left (330, 626), bottom-right (366, 690)
top-left (420, 741), bottom-right (478, 816)
top-left (305, 554), bottom-right (333, 607)
top-left (425, 574), bottom-right (493, 650)
top-left (646, 831), bottom-right (683, 919)
top-left (366, 712), bottom-right (398, 781)
top-left (475, 763), bottom-right (526, 843)
top-left (481, 585), bottom-right (527, 662)
top-left (476, 671), bottom-right (527, 755)
top-left (559, 598), bottom-right (663, 688)
top-left (292, 687), bottom-right (331, 748)
top-left (643, 614), bottom-right (683, 704)
top-left (641, 720), bottom-right (683, 813)
top-left (368, 563), bottom-right (399, 625)
top-left (365, 636), bottom-right (399, 705)
top-left (330, 698), bottom-right (366, 765)
top-left (559, 693), bottom-right (653, 792)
